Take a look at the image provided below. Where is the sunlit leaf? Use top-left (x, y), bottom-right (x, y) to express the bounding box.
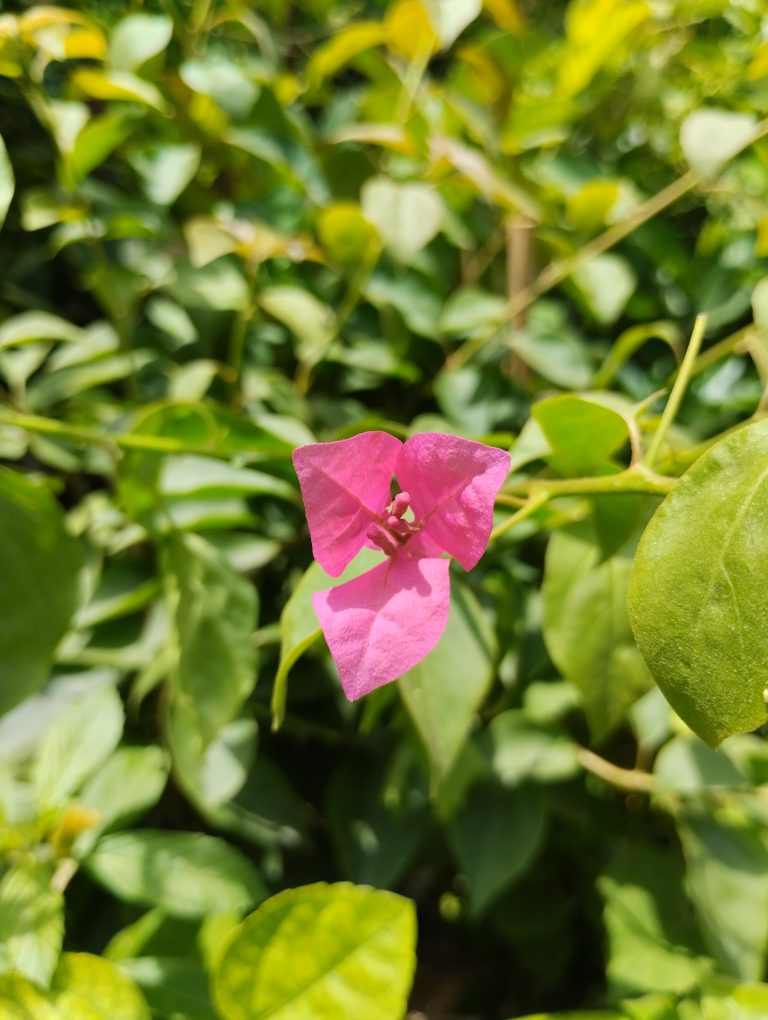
top-left (213, 884), bottom-right (416, 1020)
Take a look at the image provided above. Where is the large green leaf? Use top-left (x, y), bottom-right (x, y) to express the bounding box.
top-left (86, 830), bottom-right (266, 918)
top-left (628, 420), bottom-right (768, 746)
top-left (542, 526), bottom-right (652, 740)
top-left (399, 581), bottom-right (495, 785)
top-left (213, 883), bottom-right (416, 1020)
top-left (0, 468), bottom-right (83, 717)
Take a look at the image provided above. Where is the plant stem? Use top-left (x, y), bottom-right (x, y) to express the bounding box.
top-left (502, 465), bottom-right (676, 501)
top-left (489, 491), bottom-right (550, 542)
top-left (644, 313), bottom-right (707, 469)
top-left (575, 747), bottom-right (655, 794)
top-left (0, 408), bottom-right (245, 458)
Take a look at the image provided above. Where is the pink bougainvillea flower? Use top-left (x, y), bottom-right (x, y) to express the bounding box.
top-left (292, 432), bottom-right (510, 701)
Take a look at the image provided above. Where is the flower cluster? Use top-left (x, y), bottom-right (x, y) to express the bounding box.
top-left (293, 431), bottom-right (510, 700)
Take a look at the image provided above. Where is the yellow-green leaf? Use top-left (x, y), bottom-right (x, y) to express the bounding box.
top-left (214, 883), bottom-right (416, 1020)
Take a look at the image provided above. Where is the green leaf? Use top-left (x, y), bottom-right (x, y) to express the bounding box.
top-left (480, 711), bottom-right (579, 785)
top-left (0, 859), bottom-right (63, 986)
top-left (654, 736), bottom-right (747, 794)
top-left (65, 113), bottom-right (136, 186)
top-left (399, 581), bottom-right (495, 785)
top-left (440, 288), bottom-right (507, 337)
top-left (205, 755), bottom-right (309, 851)
top-left (49, 953), bottom-right (150, 1019)
top-left (76, 745), bottom-right (169, 836)
top-left (168, 260), bottom-right (250, 311)
top-left (0, 468), bottom-right (83, 717)
top-left (0, 311), bottom-right (85, 350)
top-left (0, 133), bottom-right (14, 229)
top-left (308, 22), bottom-right (387, 84)
top-left (168, 702), bottom-right (256, 810)
top-left (213, 883), bottom-right (416, 1020)
top-left (159, 455), bottom-right (296, 502)
top-left (448, 783), bottom-right (546, 913)
top-left (33, 682), bottom-right (124, 809)
top-left (598, 841), bottom-right (711, 996)
top-left (628, 419), bottom-right (768, 747)
top-left (676, 806), bottom-right (768, 980)
top-left (572, 254), bottom-right (637, 326)
top-left (180, 59), bottom-right (259, 119)
top-left (0, 974), bottom-right (58, 1019)
top-left (361, 177), bottom-right (444, 263)
top-left (109, 14), bottom-right (173, 72)
top-left (531, 394), bottom-right (631, 477)
top-left (327, 759), bottom-right (426, 888)
top-left (558, 0), bottom-right (650, 97)
top-left (163, 533), bottom-right (258, 745)
top-left (259, 285), bottom-right (334, 367)
top-left (272, 549), bottom-right (380, 728)
top-left (119, 956), bottom-right (217, 1020)
top-left (71, 69), bottom-right (168, 112)
top-left (680, 108), bottom-right (757, 178)
top-left (133, 143), bottom-right (200, 205)
top-left (508, 301), bottom-right (593, 389)
top-left (543, 526), bottom-right (652, 740)
top-left (86, 830), bottom-right (266, 918)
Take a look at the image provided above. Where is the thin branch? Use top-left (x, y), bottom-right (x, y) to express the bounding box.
top-left (576, 746), bottom-right (655, 794)
top-left (644, 314), bottom-right (707, 470)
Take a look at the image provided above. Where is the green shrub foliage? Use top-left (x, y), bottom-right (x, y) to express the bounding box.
top-left (1, 0), bottom-right (768, 1016)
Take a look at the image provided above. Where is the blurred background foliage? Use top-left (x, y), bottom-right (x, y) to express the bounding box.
top-left (2, 0), bottom-right (768, 1017)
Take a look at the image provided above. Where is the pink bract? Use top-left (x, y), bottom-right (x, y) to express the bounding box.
top-left (293, 431), bottom-right (510, 700)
